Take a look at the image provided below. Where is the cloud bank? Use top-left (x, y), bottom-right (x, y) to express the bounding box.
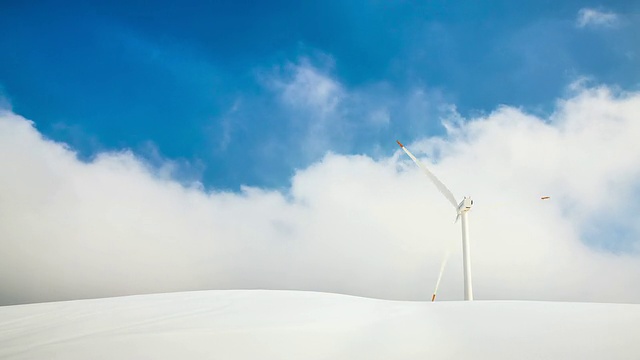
top-left (1, 85), bottom-right (640, 305)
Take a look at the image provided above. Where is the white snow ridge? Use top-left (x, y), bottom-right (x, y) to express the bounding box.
top-left (1, 290), bottom-right (639, 359)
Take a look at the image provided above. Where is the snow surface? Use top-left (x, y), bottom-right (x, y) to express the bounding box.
top-left (1, 290), bottom-right (639, 359)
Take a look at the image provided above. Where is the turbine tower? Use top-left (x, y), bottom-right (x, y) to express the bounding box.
top-left (397, 140), bottom-right (474, 301)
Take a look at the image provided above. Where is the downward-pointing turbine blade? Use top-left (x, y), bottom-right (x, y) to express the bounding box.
top-left (432, 244), bottom-right (454, 302)
top-left (397, 140), bottom-right (459, 210)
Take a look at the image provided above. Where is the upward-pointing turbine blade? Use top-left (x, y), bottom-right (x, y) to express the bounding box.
top-left (397, 140), bottom-right (459, 210)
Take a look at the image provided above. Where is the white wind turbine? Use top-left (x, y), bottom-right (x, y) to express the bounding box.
top-left (396, 140), bottom-right (474, 301)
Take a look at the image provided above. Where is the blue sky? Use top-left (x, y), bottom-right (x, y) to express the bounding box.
top-left (2, 0), bottom-right (638, 190)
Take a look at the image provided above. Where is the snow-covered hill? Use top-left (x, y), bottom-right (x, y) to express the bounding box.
top-left (1, 290), bottom-right (638, 359)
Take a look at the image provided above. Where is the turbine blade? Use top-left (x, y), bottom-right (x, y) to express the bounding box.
top-left (397, 141), bottom-right (459, 209)
top-left (432, 244), bottom-right (454, 301)
top-left (454, 213), bottom-right (460, 224)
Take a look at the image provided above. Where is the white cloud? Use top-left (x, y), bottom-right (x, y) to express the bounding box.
top-left (262, 59), bottom-right (347, 158)
top-left (576, 8), bottom-right (619, 28)
top-left (260, 58), bottom-right (448, 161)
top-left (275, 60), bottom-right (345, 115)
top-left (1, 85), bottom-right (640, 305)
top-left (368, 108), bottom-right (390, 127)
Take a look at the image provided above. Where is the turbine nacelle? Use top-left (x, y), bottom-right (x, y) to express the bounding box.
top-left (457, 197), bottom-right (473, 214)
top-left (454, 197), bottom-right (473, 223)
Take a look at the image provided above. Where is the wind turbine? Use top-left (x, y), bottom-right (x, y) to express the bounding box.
top-left (396, 140), bottom-right (474, 301)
